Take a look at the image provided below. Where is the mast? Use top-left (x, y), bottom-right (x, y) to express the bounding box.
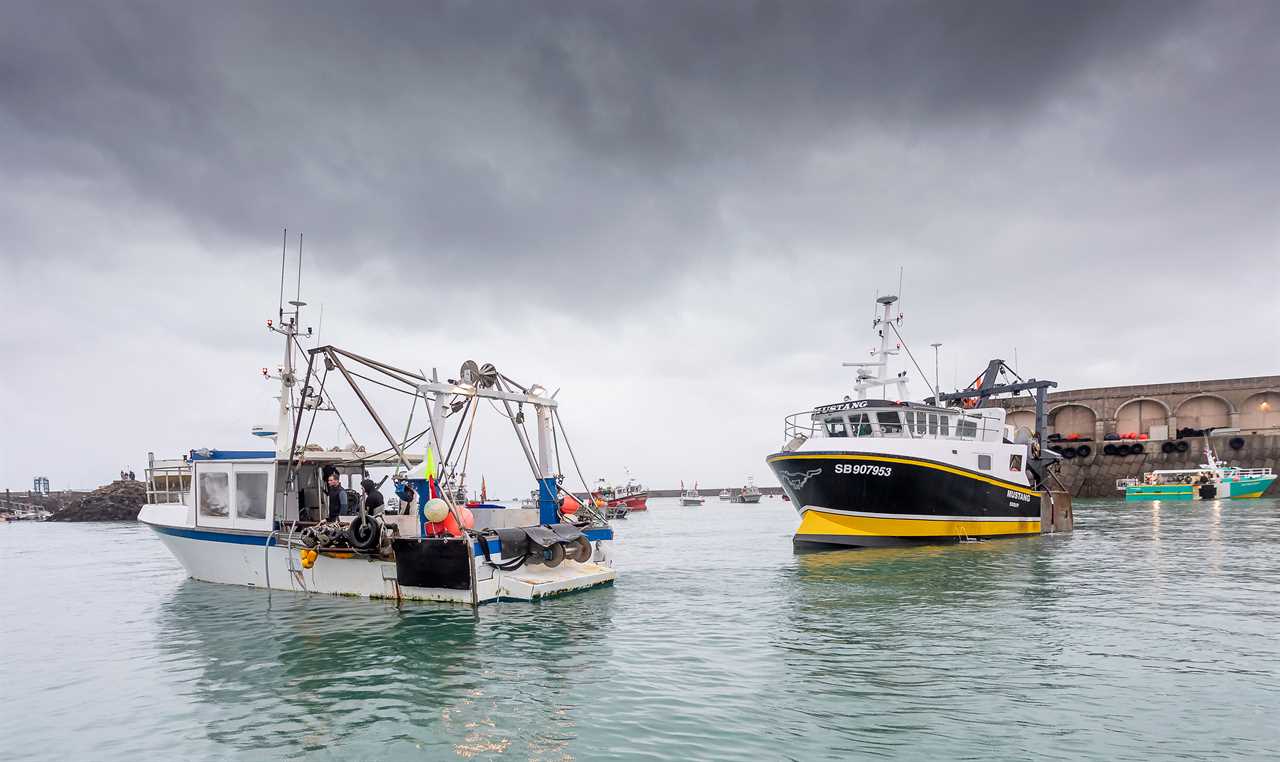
top-left (842, 295), bottom-right (908, 400)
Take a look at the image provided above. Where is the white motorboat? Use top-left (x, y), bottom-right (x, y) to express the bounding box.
top-left (679, 482), bottom-right (705, 506)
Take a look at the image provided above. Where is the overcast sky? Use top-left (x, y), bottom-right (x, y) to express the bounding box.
top-left (2, 1), bottom-right (1277, 494)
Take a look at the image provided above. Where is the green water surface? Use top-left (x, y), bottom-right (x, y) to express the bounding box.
top-left (2, 497), bottom-right (1278, 760)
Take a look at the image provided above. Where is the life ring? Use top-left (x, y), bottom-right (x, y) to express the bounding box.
top-left (1228, 437), bottom-right (1245, 451)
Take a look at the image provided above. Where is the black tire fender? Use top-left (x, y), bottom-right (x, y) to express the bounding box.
top-left (1228, 437), bottom-right (1246, 451)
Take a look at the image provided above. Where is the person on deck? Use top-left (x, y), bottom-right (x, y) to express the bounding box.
top-left (361, 478), bottom-right (384, 514)
top-left (323, 466), bottom-right (347, 522)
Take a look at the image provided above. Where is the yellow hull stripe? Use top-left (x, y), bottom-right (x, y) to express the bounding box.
top-left (769, 452), bottom-right (1036, 495)
top-left (798, 509), bottom-right (1041, 538)
top-left (1230, 491), bottom-right (1267, 499)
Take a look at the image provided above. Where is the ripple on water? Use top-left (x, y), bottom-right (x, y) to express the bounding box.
top-left (2, 499), bottom-right (1280, 760)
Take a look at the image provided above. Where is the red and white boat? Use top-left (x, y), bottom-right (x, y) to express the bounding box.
top-left (592, 476), bottom-right (648, 511)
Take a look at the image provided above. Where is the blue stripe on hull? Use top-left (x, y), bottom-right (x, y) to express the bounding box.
top-left (149, 524), bottom-right (275, 545)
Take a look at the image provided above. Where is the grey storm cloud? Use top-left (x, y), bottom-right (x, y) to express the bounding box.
top-left (3, 0), bottom-right (1248, 284)
top-left (2, 1), bottom-right (1278, 491)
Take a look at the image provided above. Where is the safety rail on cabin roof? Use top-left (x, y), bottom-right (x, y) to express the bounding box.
top-left (145, 460), bottom-right (192, 505)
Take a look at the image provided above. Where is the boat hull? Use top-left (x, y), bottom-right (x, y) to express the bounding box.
top-left (144, 520), bottom-right (616, 604)
top-left (768, 451), bottom-right (1041, 548)
top-left (596, 493), bottom-right (648, 510)
top-left (1124, 474), bottom-right (1276, 500)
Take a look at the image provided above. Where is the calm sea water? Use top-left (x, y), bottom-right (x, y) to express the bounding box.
top-left (2, 497), bottom-right (1279, 761)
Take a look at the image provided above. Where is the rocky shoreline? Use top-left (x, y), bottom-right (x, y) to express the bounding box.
top-left (43, 480), bottom-right (146, 522)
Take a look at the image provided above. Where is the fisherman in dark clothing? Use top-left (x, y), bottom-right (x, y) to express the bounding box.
top-left (360, 478), bottom-right (385, 514)
top-left (323, 465), bottom-right (347, 522)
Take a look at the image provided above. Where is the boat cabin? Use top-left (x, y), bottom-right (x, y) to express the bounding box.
top-left (797, 400), bottom-right (1010, 444)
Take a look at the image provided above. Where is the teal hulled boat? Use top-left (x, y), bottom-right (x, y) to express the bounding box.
top-left (1117, 445), bottom-right (1275, 500)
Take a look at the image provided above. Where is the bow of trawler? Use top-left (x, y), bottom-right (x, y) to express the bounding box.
top-left (140, 285), bottom-right (617, 605)
top-left (767, 294), bottom-right (1072, 550)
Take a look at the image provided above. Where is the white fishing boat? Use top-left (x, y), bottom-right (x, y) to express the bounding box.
top-left (139, 263), bottom-right (616, 605)
top-left (731, 478), bottom-right (762, 504)
top-left (717, 489), bottom-right (731, 501)
top-left (679, 482), bottom-right (705, 506)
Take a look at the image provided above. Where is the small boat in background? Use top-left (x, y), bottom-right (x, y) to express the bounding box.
top-left (1117, 444), bottom-right (1275, 500)
top-left (680, 482), bottom-right (705, 506)
top-left (592, 474), bottom-right (648, 511)
top-left (718, 489), bottom-right (731, 501)
top-left (731, 478), bottom-right (762, 504)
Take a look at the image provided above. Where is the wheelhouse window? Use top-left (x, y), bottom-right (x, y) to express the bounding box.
top-left (1010, 454), bottom-right (1023, 471)
top-left (940, 416), bottom-right (950, 436)
top-left (914, 413), bottom-right (927, 436)
top-left (198, 472), bottom-right (230, 517)
top-left (977, 454), bottom-right (992, 470)
top-left (957, 418), bottom-right (978, 439)
top-left (825, 418), bottom-right (849, 437)
top-left (876, 411), bottom-right (903, 435)
top-left (235, 472), bottom-right (269, 519)
top-left (928, 413), bottom-right (938, 435)
top-left (850, 413), bottom-right (872, 437)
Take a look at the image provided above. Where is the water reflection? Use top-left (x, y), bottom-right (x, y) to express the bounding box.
top-left (156, 580), bottom-right (617, 759)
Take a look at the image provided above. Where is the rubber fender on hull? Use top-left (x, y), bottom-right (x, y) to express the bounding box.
top-left (1103, 444), bottom-right (1117, 456)
top-left (1161, 441), bottom-right (1176, 454)
top-left (1062, 447), bottom-right (1077, 459)
top-left (1117, 444), bottom-right (1132, 456)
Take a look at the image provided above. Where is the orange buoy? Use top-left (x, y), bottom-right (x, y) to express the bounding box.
top-left (459, 506), bottom-right (475, 530)
top-left (561, 494), bottom-right (582, 516)
top-left (424, 511), bottom-right (463, 537)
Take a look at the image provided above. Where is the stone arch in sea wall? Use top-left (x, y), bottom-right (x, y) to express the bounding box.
top-left (1240, 391), bottom-right (1280, 430)
top-left (1114, 397), bottom-right (1171, 437)
top-left (1048, 403), bottom-right (1097, 438)
top-left (1174, 394), bottom-right (1233, 430)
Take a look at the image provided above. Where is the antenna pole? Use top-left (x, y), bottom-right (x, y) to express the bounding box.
top-left (278, 228), bottom-right (287, 318)
top-left (295, 232), bottom-right (303, 304)
top-left (931, 343), bottom-right (942, 400)
top-left (896, 266), bottom-right (904, 318)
